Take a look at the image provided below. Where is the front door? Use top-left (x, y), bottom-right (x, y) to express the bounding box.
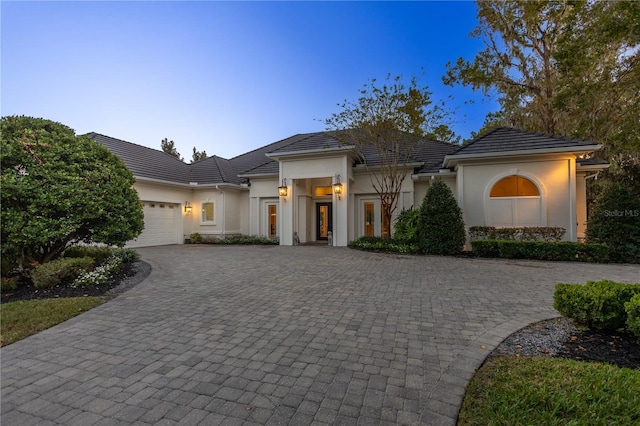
top-left (316, 202), bottom-right (332, 241)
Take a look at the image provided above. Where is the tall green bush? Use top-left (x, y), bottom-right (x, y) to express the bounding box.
top-left (626, 294), bottom-right (640, 338)
top-left (586, 182), bottom-right (640, 263)
top-left (418, 179), bottom-right (466, 255)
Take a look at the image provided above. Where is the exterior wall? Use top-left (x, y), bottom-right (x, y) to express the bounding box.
top-left (279, 155), bottom-right (350, 246)
top-left (247, 177), bottom-right (280, 238)
top-left (456, 155), bottom-right (577, 241)
top-left (134, 180), bottom-right (191, 245)
top-left (576, 172), bottom-right (588, 239)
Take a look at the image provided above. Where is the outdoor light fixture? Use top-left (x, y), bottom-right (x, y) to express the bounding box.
top-left (333, 175), bottom-right (343, 200)
top-left (184, 201), bottom-right (192, 213)
top-left (278, 178), bottom-right (288, 200)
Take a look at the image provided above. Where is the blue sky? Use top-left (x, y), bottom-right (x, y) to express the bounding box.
top-left (2, 1), bottom-right (497, 159)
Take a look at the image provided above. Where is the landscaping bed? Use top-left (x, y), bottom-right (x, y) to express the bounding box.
top-left (0, 261), bottom-right (151, 304)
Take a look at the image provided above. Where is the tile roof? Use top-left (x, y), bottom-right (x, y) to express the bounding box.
top-left (450, 127), bottom-right (600, 157)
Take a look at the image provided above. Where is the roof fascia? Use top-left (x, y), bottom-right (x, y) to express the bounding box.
top-left (134, 176), bottom-right (243, 189)
top-left (265, 145), bottom-right (355, 160)
top-left (577, 163), bottom-right (610, 172)
top-left (236, 172), bottom-right (278, 179)
top-left (443, 144), bottom-right (602, 168)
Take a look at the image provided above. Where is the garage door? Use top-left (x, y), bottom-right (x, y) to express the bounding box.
top-left (127, 202), bottom-right (180, 247)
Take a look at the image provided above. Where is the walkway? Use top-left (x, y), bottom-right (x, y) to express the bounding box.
top-left (2, 246), bottom-right (638, 425)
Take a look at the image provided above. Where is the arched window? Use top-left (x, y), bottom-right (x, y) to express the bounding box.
top-left (486, 175), bottom-right (544, 227)
top-left (490, 176), bottom-right (540, 197)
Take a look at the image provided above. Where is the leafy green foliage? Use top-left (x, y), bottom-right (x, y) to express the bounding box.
top-left (393, 208), bottom-right (420, 243)
top-left (418, 179), bottom-right (465, 255)
top-left (189, 234), bottom-right (278, 245)
top-left (625, 294), bottom-right (640, 339)
top-left (191, 147), bottom-right (207, 163)
top-left (554, 280), bottom-right (640, 330)
top-left (468, 226), bottom-right (566, 242)
top-left (1, 277), bottom-right (18, 291)
top-left (325, 73), bottom-right (457, 238)
top-left (71, 256), bottom-right (123, 288)
top-left (31, 257), bottom-right (95, 289)
top-left (160, 137), bottom-right (183, 161)
top-left (471, 240), bottom-right (609, 262)
top-left (112, 248), bottom-right (140, 263)
top-left (1, 116), bottom-right (144, 267)
top-left (64, 246), bottom-right (114, 265)
top-left (459, 356), bottom-right (640, 426)
top-left (348, 237), bottom-right (419, 254)
top-left (586, 182), bottom-right (640, 263)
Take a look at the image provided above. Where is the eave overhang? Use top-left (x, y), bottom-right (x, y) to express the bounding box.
top-left (443, 144), bottom-right (602, 168)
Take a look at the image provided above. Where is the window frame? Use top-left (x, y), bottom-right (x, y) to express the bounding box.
top-left (201, 202), bottom-right (215, 224)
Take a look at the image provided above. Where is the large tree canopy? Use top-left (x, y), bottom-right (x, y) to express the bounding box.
top-left (1, 116), bottom-right (144, 267)
top-left (444, 0), bottom-right (640, 192)
top-left (325, 73), bottom-right (456, 237)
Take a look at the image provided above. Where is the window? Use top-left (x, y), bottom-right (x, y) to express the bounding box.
top-left (314, 186), bottom-right (333, 196)
top-left (490, 176), bottom-right (539, 197)
top-left (487, 175), bottom-right (542, 227)
top-left (268, 204), bottom-right (277, 238)
top-left (202, 202), bottom-right (214, 222)
top-left (361, 199), bottom-right (389, 238)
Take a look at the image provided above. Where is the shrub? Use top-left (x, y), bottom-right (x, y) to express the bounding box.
top-left (64, 245), bottom-right (114, 265)
top-left (586, 182), bottom-right (640, 263)
top-left (1, 276), bottom-right (18, 291)
top-left (190, 232), bottom-right (203, 244)
top-left (112, 248), bottom-right (140, 263)
top-left (393, 207), bottom-right (420, 243)
top-left (418, 179), bottom-right (466, 255)
top-left (468, 226), bottom-right (565, 242)
top-left (71, 256), bottom-right (123, 288)
top-left (471, 240), bottom-right (609, 262)
top-left (31, 257), bottom-right (95, 289)
top-left (554, 280), bottom-right (640, 330)
top-left (348, 236), bottom-right (420, 254)
top-left (625, 294), bottom-right (640, 338)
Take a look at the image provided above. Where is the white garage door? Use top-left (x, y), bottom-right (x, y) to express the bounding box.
top-left (127, 202), bottom-right (180, 247)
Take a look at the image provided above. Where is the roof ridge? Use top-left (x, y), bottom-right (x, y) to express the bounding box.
top-left (86, 132), bottom-right (188, 163)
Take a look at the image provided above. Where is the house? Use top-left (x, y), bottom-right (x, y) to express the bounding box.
top-left (88, 127), bottom-right (608, 248)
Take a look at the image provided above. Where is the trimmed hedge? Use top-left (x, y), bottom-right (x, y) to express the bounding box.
top-left (31, 257), bottom-right (95, 289)
top-left (188, 234), bottom-right (279, 245)
top-left (471, 240), bottom-right (609, 262)
top-left (554, 280), bottom-right (640, 330)
top-left (626, 294), bottom-right (640, 338)
top-left (349, 237), bottom-right (420, 254)
top-left (63, 246), bottom-right (114, 265)
top-left (418, 179), bottom-right (466, 255)
top-left (468, 226), bottom-right (566, 242)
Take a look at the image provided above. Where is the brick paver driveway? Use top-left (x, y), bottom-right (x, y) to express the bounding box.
top-left (2, 246), bottom-right (639, 425)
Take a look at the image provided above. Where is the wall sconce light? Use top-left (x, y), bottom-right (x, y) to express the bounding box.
top-left (184, 201), bottom-right (192, 214)
top-left (333, 175), bottom-right (343, 200)
top-left (278, 178), bottom-right (288, 200)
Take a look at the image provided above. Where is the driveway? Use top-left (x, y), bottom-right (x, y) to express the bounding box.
top-left (2, 246), bottom-right (639, 425)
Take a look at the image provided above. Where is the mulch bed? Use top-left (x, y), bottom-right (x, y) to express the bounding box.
top-left (555, 327), bottom-right (640, 370)
top-left (0, 262), bottom-right (150, 304)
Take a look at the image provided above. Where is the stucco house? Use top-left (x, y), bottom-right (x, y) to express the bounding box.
top-left (89, 127), bottom-right (608, 248)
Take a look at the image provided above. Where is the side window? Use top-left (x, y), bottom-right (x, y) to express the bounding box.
top-left (202, 202), bottom-right (214, 222)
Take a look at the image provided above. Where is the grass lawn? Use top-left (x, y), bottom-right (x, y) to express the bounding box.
top-left (458, 356), bottom-right (640, 425)
top-left (0, 297), bottom-right (102, 346)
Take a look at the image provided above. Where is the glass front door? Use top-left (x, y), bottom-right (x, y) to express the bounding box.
top-left (316, 203), bottom-right (332, 240)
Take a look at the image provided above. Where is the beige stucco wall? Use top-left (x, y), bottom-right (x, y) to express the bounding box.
top-left (456, 155), bottom-right (577, 241)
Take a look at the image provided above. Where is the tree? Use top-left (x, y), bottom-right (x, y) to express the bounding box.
top-left (586, 182), bottom-right (640, 263)
top-left (191, 147), bottom-right (207, 163)
top-left (417, 179), bottom-right (466, 255)
top-left (161, 137), bottom-right (183, 161)
top-left (443, 1), bottom-right (572, 135)
top-left (325, 73), bottom-right (457, 237)
top-left (445, 0), bottom-right (640, 195)
top-left (1, 116), bottom-right (144, 268)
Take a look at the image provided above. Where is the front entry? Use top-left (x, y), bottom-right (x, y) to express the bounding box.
top-left (316, 202), bottom-right (333, 241)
